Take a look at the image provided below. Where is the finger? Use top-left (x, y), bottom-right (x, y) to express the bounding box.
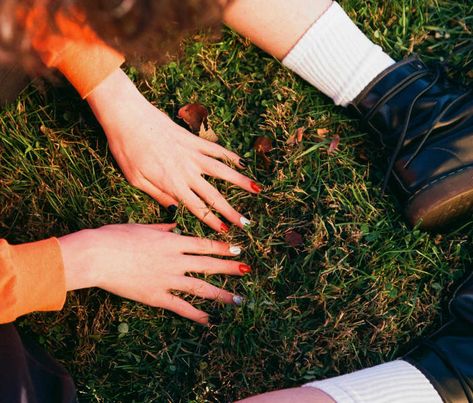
top-left (178, 236), bottom-right (242, 256)
top-left (202, 156), bottom-right (262, 194)
top-left (171, 276), bottom-right (235, 304)
top-left (161, 294), bottom-right (209, 325)
top-left (198, 140), bottom-right (245, 169)
top-left (140, 177), bottom-right (179, 208)
top-left (193, 177), bottom-right (250, 229)
top-left (182, 256), bottom-right (251, 276)
top-left (178, 188), bottom-right (229, 233)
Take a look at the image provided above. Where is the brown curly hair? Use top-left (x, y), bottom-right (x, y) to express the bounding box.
top-left (0, 0), bottom-right (226, 70)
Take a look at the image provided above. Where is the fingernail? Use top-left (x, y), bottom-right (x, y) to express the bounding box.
top-left (240, 217), bottom-right (251, 227)
top-left (229, 245), bottom-right (242, 255)
top-left (220, 222), bottom-right (230, 233)
top-left (239, 264), bottom-right (251, 274)
top-left (250, 181), bottom-right (262, 193)
top-left (239, 158), bottom-right (247, 168)
top-left (232, 295), bottom-right (245, 306)
top-left (167, 205), bottom-right (178, 215)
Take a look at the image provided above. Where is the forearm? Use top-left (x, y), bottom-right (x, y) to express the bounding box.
top-left (223, 0), bottom-right (332, 59)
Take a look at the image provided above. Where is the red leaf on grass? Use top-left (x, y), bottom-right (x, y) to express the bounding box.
top-left (327, 134), bottom-right (340, 154)
top-left (178, 103), bottom-right (208, 132)
top-left (285, 230), bottom-right (304, 247)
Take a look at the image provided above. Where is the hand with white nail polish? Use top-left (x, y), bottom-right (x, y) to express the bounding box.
top-left (87, 68), bottom-right (261, 233)
top-left (58, 223), bottom-right (249, 325)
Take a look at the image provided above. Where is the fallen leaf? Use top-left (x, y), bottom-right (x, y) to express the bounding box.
top-left (327, 134), bottom-right (340, 154)
top-left (317, 128), bottom-right (330, 137)
top-left (254, 136), bottom-right (273, 154)
top-left (254, 136), bottom-right (273, 170)
top-left (286, 127), bottom-right (305, 145)
top-left (178, 103), bottom-right (208, 132)
top-left (199, 122), bottom-right (218, 142)
top-left (285, 230), bottom-right (304, 247)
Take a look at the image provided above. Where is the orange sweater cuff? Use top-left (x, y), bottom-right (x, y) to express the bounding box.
top-left (0, 238), bottom-right (66, 323)
top-left (24, 4), bottom-right (125, 99)
top-left (53, 42), bottom-right (125, 99)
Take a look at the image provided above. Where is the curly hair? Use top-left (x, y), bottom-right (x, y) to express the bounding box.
top-left (0, 0), bottom-right (225, 71)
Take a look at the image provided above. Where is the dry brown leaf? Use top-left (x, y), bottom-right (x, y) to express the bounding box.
top-left (199, 122), bottom-right (218, 142)
top-left (285, 230), bottom-right (304, 247)
top-left (328, 134), bottom-right (340, 154)
top-left (254, 136), bottom-right (273, 170)
top-left (178, 103), bottom-right (208, 132)
top-left (254, 136), bottom-right (273, 154)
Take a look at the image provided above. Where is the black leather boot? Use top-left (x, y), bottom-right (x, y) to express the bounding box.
top-left (350, 57), bottom-right (473, 231)
top-left (403, 273), bottom-right (473, 402)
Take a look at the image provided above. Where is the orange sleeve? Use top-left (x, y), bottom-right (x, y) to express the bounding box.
top-left (0, 238), bottom-right (66, 324)
top-left (51, 41), bottom-right (125, 99)
top-left (23, 5), bottom-right (125, 98)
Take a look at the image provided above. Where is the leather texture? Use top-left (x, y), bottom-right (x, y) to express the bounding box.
top-left (404, 273), bottom-right (473, 403)
top-left (349, 57), bottom-right (473, 208)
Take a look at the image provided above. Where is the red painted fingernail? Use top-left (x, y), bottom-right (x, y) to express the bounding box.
top-left (250, 181), bottom-right (262, 193)
top-left (239, 264), bottom-right (252, 274)
top-left (220, 223), bottom-right (230, 233)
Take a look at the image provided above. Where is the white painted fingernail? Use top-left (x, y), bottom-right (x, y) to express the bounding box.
top-left (233, 295), bottom-right (244, 306)
top-left (229, 245), bottom-right (241, 255)
top-left (240, 217), bottom-right (251, 227)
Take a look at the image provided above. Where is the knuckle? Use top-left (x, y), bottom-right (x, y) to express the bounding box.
top-left (190, 281), bottom-right (207, 295)
top-left (196, 239), bottom-right (212, 253)
top-left (198, 207), bottom-right (213, 221)
top-left (147, 294), bottom-right (164, 307)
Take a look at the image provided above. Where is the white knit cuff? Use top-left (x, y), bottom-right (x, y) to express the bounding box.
top-left (303, 360), bottom-right (442, 403)
top-left (283, 2), bottom-right (394, 106)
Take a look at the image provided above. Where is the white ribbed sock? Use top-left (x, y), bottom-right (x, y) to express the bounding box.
top-left (303, 360), bottom-right (442, 403)
top-left (282, 2), bottom-right (395, 106)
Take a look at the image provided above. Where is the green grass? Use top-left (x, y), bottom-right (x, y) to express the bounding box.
top-left (1, 0), bottom-right (472, 401)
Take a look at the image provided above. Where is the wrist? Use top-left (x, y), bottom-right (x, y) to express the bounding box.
top-left (87, 68), bottom-right (143, 117)
top-left (58, 229), bottom-right (98, 292)
top-left (86, 68), bottom-right (155, 140)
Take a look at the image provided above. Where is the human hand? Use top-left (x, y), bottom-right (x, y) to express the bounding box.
top-left (87, 68), bottom-right (261, 233)
top-left (58, 223), bottom-right (250, 325)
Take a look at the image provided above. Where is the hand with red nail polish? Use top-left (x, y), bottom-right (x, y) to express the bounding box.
top-left (87, 69), bottom-right (260, 233)
top-left (59, 223), bottom-right (248, 326)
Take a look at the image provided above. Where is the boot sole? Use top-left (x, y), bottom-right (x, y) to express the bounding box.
top-left (406, 166), bottom-right (473, 232)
